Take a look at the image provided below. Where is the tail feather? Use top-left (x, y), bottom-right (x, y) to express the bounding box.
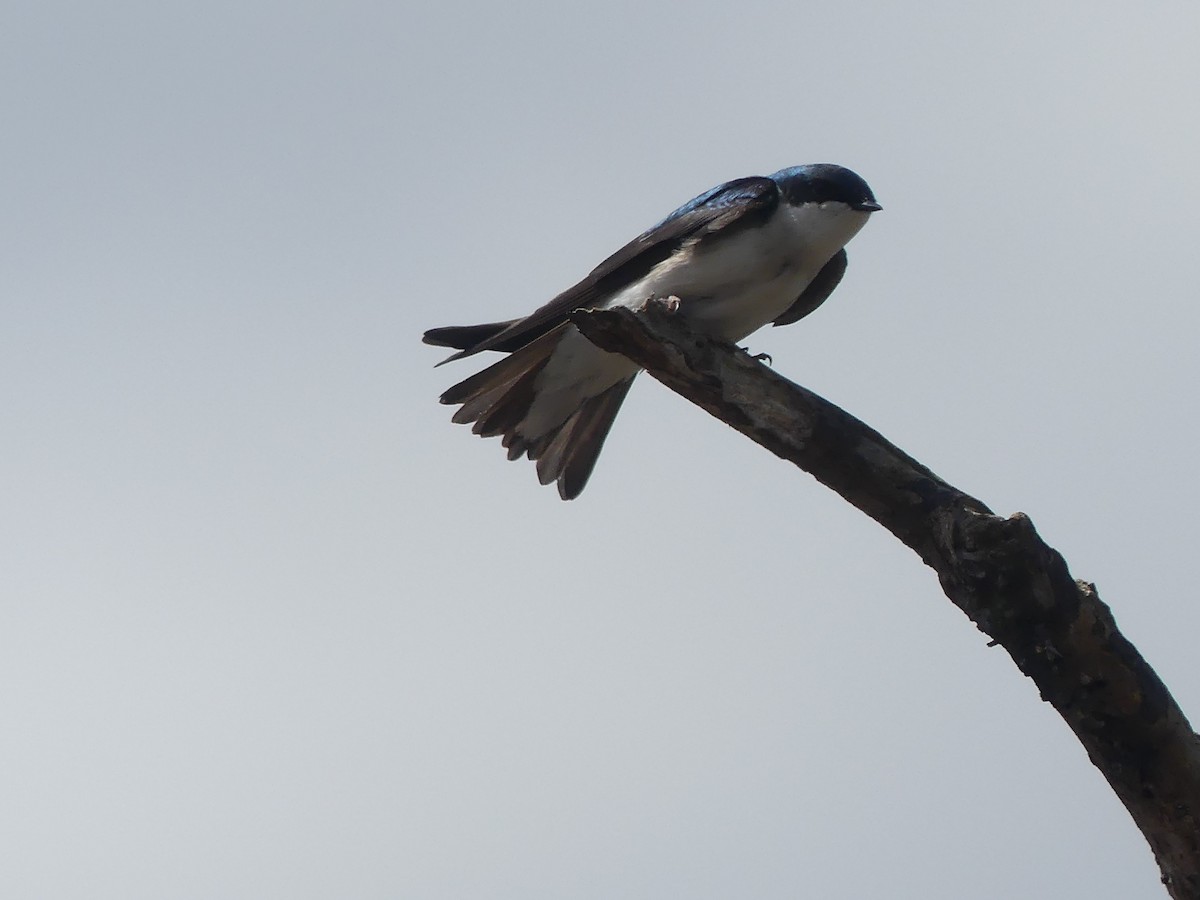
top-left (439, 324), bottom-right (568, 407)
top-left (436, 322), bottom-right (634, 499)
top-left (534, 376), bottom-right (636, 500)
top-left (450, 384), bottom-right (509, 426)
top-left (500, 426), bottom-right (559, 463)
top-left (473, 363), bottom-right (546, 439)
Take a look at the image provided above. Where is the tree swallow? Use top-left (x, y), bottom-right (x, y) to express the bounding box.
top-left (424, 163), bottom-right (880, 500)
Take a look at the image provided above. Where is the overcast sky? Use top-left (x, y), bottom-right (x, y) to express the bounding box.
top-left (3, 2), bottom-right (1200, 898)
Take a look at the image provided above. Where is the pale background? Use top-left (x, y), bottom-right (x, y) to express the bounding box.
top-left (3, 2), bottom-right (1199, 898)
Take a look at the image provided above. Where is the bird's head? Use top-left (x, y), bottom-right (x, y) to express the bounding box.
top-left (771, 164), bottom-right (881, 213)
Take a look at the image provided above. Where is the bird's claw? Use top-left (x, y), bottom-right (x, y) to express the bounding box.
top-left (740, 347), bottom-right (773, 366)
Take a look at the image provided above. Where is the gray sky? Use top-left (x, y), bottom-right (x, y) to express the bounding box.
top-left (4, 2), bottom-right (1199, 897)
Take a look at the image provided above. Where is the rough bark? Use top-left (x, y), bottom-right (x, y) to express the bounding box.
top-left (571, 300), bottom-right (1200, 899)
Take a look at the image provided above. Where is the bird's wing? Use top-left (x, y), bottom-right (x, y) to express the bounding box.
top-left (424, 176), bottom-right (781, 362)
top-left (771, 249), bottom-right (848, 328)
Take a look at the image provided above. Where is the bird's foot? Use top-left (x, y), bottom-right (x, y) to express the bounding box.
top-left (740, 347), bottom-right (773, 366)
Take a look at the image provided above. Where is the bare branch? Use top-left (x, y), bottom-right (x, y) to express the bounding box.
top-left (572, 300), bottom-right (1200, 899)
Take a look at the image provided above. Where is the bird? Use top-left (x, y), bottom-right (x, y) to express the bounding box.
top-left (423, 163), bottom-right (881, 500)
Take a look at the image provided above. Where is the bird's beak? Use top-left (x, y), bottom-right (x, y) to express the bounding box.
top-left (854, 200), bottom-right (883, 213)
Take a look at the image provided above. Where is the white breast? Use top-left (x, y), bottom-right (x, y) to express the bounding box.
top-left (611, 201), bottom-right (871, 341)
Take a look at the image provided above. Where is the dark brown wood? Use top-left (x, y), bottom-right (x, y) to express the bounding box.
top-left (571, 300), bottom-right (1200, 899)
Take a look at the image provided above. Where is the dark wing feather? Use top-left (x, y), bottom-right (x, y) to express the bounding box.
top-left (423, 320), bottom-right (519, 351)
top-left (425, 177), bottom-right (782, 362)
top-left (772, 249), bottom-right (848, 328)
